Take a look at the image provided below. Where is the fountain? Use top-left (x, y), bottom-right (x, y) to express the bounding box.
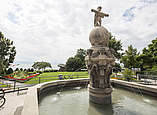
top-left (85, 6), bottom-right (115, 104)
top-left (21, 7), bottom-right (157, 115)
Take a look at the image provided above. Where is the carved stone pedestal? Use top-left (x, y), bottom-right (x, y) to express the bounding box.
top-left (89, 86), bottom-right (112, 104)
top-left (85, 26), bottom-right (115, 105)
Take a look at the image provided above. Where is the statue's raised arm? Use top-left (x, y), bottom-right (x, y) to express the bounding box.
top-left (91, 6), bottom-right (109, 27)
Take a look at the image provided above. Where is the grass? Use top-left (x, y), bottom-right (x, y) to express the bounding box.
top-left (0, 82), bottom-right (11, 88)
top-left (25, 71), bottom-right (89, 84)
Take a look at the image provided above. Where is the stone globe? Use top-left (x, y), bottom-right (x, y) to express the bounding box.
top-left (89, 26), bottom-right (110, 47)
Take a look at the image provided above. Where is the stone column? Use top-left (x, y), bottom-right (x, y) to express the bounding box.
top-left (85, 26), bottom-right (115, 104)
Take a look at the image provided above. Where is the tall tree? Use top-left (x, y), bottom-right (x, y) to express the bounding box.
top-left (65, 57), bottom-right (82, 72)
top-left (121, 45), bottom-right (140, 69)
top-left (109, 34), bottom-right (123, 72)
top-left (109, 34), bottom-right (123, 59)
top-left (0, 32), bottom-right (16, 74)
top-left (138, 38), bottom-right (157, 69)
top-left (65, 49), bottom-right (87, 72)
top-left (32, 62), bottom-right (52, 71)
top-left (74, 48), bottom-right (86, 68)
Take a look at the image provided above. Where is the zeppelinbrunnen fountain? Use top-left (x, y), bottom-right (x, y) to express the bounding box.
top-left (37, 6), bottom-right (157, 115)
top-left (85, 6), bottom-right (115, 104)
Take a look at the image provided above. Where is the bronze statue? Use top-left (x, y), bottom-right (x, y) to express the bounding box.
top-left (91, 6), bottom-right (109, 27)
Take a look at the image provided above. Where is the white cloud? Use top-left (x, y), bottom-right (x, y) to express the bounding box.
top-left (0, 0), bottom-right (157, 69)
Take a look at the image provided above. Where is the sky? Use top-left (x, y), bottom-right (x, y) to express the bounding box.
top-left (0, 0), bottom-right (157, 69)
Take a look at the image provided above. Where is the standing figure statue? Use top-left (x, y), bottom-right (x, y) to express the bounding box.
top-left (91, 6), bottom-right (109, 27)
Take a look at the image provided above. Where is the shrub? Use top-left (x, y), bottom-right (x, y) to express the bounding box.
top-left (20, 68), bottom-right (23, 71)
top-left (36, 71), bottom-right (42, 74)
top-left (7, 68), bottom-right (13, 74)
top-left (15, 68), bottom-right (19, 72)
top-left (122, 68), bottom-right (134, 81)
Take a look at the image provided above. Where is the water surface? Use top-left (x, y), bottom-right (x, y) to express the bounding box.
top-left (39, 87), bottom-right (157, 115)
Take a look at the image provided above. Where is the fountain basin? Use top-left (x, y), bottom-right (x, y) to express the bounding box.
top-left (39, 85), bottom-right (157, 115)
top-left (21, 79), bottom-right (157, 115)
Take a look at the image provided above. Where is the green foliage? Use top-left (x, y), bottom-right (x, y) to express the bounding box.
top-left (27, 68), bottom-right (31, 72)
top-left (109, 34), bottom-right (123, 59)
top-left (6, 68), bottom-right (13, 74)
top-left (113, 63), bottom-right (121, 73)
top-left (15, 68), bottom-right (19, 71)
top-left (65, 49), bottom-right (86, 72)
top-left (75, 49), bottom-right (86, 59)
top-left (65, 57), bottom-right (82, 71)
top-left (20, 68), bottom-right (23, 71)
top-left (0, 32), bottom-right (16, 74)
top-left (31, 68), bottom-right (34, 72)
top-left (32, 62), bottom-right (52, 71)
top-left (122, 68), bottom-right (134, 81)
top-left (138, 38), bottom-right (157, 70)
top-left (14, 71), bottom-right (28, 79)
top-left (74, 48), bottom-right (86, 66)
top-left (143, 66), bottom-right (157, 75)
top-left (24, 69), bottom-right (27, 72)
top-left (121, 45), bottom-right (140, 69)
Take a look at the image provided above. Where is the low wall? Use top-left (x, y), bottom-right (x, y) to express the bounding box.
top-left (111, 79), bottom-right (157, 97)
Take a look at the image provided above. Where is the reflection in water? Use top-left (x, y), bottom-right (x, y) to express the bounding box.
top-left (39, 87), bottom-right (157, 115)
top-left (88, 102), bottom-right (113, 115)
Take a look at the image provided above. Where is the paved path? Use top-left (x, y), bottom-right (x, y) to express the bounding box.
top-left (0, 79), bottom-right (29, 88)
top-left (0, 90), bottom-right (27, 115)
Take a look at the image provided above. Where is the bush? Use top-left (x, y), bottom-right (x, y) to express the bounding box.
top-left (15, 68), bottom-right (19, 71)
top-left (7, 68), bottom-right (13, 74)
top-left (30, 68), bottom-right (34, 72)
top-left (36, 71), bottom-right (42, 74)
top-left (20, 68), bottom-right (23, 71)
top-left (122, 68), bottom-right (135, 81)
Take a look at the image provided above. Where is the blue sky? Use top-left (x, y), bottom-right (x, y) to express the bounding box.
top-left (0, 0), bottom-right (157, 69)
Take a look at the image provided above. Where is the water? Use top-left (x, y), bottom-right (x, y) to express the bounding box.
top-left (39, 87), bottom-right (157, 115)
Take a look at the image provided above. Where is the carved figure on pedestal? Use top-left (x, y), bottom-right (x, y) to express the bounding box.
top-left (91, 6), bottom-right (109, 27)
top-left (90, 64), bottom-right (99, 88)
top-left (104, 64), bottom-right (112, 87)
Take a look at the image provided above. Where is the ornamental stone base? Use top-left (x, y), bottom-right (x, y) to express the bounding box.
top-left (89, 86), bottom-right (112, 104)
top-left (86, 26), bottom-right (115, 105)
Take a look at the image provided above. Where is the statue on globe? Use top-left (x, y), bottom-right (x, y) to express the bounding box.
top-left (91, 6), bottom-right (109, 27)
top-left (86, 6), bottom-right (115, 104)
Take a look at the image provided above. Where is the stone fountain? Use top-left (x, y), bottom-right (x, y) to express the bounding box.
top-left (85, 6), bottom-right (115, 104)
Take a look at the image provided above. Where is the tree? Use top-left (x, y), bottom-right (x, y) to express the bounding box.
top-left (6, 68), bottom-right (13, 74)
top-left (138, 37), bottom-right (157, 70)
top-left (65, 57), bottom-right (82, 71)
top-left (0, 32), bottom-right (16, 74)
top-left (32, 62), bottom-right (52, 71)
top-left (27, 68), bottom-right (31, 72)
top-left (20, 68), bottom-right (23, 71)
top-left (15, 68), bottom-right (19, 71)
top-left (30, 68), bottom-right (34, 72)
top-left (24, 69), bottom-right (27, 72)
top-left (74, 49), bottom-right (86, 68)
top-left (112, 63), bottom-right (121, 73)
top-left (109, 34), bottom-right (123, 59)
top-left (58, 64), bottom-right (65, 72)
top-left (65, 49), bottom-right (87, 72)
top-left (122, 68), bottom-right (134, 81)
top-left (121, 45), bottom-right (140, 69)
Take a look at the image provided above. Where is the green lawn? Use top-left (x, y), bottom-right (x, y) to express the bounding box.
top-left (0, 82), bottom-right (11, 88)
top-left (25, 71), bottom-right (89, 84)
